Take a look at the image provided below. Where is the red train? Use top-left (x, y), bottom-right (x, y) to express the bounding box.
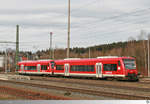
top-left (18, 56), bottom-right (139, 81)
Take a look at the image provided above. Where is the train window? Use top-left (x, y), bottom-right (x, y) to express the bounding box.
top-left (24, 66), bottom-right (36, 70)
top-left (24, 66), bottom-right (28, 70)
top-left (111, 64), bottom-right (117, 71)
top-left (70, 65), bottom-right (94, 72)
top-left (31, 66), bottom-right (35, 70)
top-left (41, 65), bottom-right (48, 70)
top-left (103, 64), bottom-right (117, 71)
top-left (56, 65), bottom-right (64, 70)
top-left (123, 59), bottom-right (136, 69)
top-left (71, 65), bottom-right (76, 71)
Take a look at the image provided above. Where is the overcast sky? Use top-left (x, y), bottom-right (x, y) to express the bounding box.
top-left (0, 0), bottom-right (150, 51)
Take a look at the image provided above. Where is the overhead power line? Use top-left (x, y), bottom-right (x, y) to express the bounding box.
top-left (72, 7), bottom-right (150, 29)
top-left (70, 9), bottom-right (150, 39)
top-left (71, 0), bottom-right (99, 14)
top-left (73, 15), bottom-right (150, 37)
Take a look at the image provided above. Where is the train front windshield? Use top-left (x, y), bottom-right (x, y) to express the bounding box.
top-left (123, 59), bottom-right (136, 69)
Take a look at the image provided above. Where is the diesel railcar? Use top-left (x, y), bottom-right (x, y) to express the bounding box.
top-left (18, 56), bottom-right (139, 81)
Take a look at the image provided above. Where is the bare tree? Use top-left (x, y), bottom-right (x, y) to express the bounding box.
top-left (138, 30), bottom-right (147, 73)
top-left (128, 36), bottom-right (136, 56)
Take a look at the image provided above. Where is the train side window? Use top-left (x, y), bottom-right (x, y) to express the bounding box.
top-left (56, 65), bottom-right (64, 70)
top-left (24, 66), bottom-right (36, 70)
top-left (41, 65), bottom-right (48, 70)
top-left (118, 61), bottom-right (121, 66)
top-left (104, 64), bottom-right (110, 71)
top-left (24, 66), bottom-right (28, 70)
top-left (111, 64), bottom-right (117, 71)
top-left (31, 66), bottom-right (36, 70)
top-left (70, 65), bottom-right (94, 72)
top-left (104, 64), bottom-right (117, 71)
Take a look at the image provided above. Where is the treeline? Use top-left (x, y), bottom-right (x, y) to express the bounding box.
top-left (34, 40), bottom-right (148, 76)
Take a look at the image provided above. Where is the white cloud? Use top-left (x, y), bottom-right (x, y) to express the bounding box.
top-left (0, 0), bottom-right (150, 51)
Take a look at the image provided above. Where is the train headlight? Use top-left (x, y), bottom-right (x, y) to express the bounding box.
top-left (118, 67), bottom-right (121, 70)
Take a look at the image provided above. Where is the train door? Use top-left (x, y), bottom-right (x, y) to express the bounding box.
top-left (21, 64), bottom-right (24, 72)
top-left (116, 60), bottom-right (122, 75)
top-left (96, 63), bottom-right (102, 78)
top-left (37, 64), bottom-right (41, 72)
top-left (64, 64), bottom-right (69, 76)
top-left (50, 61), bottom-right (55, 74)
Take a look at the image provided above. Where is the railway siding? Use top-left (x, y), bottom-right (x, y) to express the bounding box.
top-left (0, 74), bottom-right (30, 80)
top-left (0, 83), bottom-right (71, 100)
top-left (31, 77), bottom-right (150, 92)
top-left (0, 79), bottom-right (150, 100)
top-left (27, 79), bottom-right (150, 98)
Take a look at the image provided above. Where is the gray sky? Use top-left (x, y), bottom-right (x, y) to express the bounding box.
top-left (0, 0), bottom-right (150, 51)
top-left (0, 100), bottom-right (148, 104)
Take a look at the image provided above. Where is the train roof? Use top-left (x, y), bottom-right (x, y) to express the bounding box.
top-left (18, 56), bottom-right (135, 64)
top-left (55, 56), bottom-right (135, 63)
top-left (18, 59), bottom-right (53, 64)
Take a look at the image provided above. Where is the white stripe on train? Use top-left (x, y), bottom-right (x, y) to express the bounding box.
top-left (19, 71), bottom-right (125, 78)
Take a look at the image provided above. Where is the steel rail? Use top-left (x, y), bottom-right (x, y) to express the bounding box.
top-left (0, 80), bottom-right (149, 100)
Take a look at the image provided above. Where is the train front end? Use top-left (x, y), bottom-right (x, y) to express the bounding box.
top-left (123, 58), bottom-right (139, 81)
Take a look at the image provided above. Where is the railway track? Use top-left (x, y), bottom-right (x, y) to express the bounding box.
top-left (30, 76), bottom-right (150, 92)
top-left (0, 79), bottom-right (149, 100)
top-left (138, 81), bottom-right (150, 84)
top-left (0, 85), bottom-right (70, 100)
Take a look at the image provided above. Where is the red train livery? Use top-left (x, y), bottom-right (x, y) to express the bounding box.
top-left (18, 56), bottom-right (139, 81)
top-left (18, 60), bottom-right (55, 75)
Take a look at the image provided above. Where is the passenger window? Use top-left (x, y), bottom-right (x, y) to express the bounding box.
top-left (103, 64), bottom-right (117, 71)
top-left (70, 65), bottom-right (94, 72)
top-left (41, 65), bottom-right (48, 70)
top-left (56, 65), bottom-right (64, 70)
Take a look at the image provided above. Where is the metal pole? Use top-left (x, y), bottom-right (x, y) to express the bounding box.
top-left (148, 34), bottom-right (150, 77)
top-left (67, 0), bottom-right (70, 58)
top-left (15, 25), bottom-right (19, 72)
top-left (8, 51), bottom-right (10, 72)
top-left (5, 49), bottom-right (7, 73)
top-left (50, 32), bottom-right (53, 59)
top-left (53, 49), bottom-right (55, 59)
top-left (89, 47), bottom-right (91, 58)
